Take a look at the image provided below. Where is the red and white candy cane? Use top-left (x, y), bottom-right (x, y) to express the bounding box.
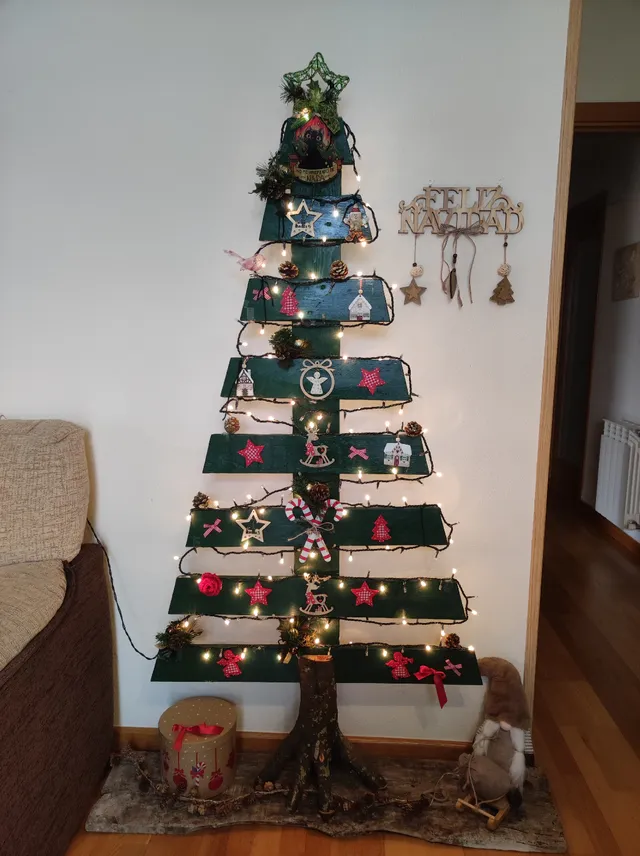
top-left (285, 498), bottom-right (345, 563)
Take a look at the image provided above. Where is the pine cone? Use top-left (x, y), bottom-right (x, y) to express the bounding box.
top-left (329, 259), bottom-right (349, 281)
top-left (278, 261), bottom-right (299, 279)
top-left (224, 416), bottom-right (240, 434)
top-left (404, 421), bottom-right (423, 437)
top-left (308, 482), bottom-right (331, 504)
top-left (192, 491), bottom-right (210, 509)
top-left (444, 633), bottom-right (461, 649)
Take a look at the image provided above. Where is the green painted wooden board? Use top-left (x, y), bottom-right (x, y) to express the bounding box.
top-left (278, 118), bottom-right (355, 167)
top-left (259, 196), bottom-right (373, 243)
top-left (202, 433), bottom-right (431, 475)
top-left (222, 357), bottom-right (409, 401)
top-left (168, 575), bottom-right (466, 620)
top-left (241, 277), bottom-right (391, 324)
top-left (151, 645), bottom-right (482, 685)
top-left (186, 505), bottom-right (449, 549)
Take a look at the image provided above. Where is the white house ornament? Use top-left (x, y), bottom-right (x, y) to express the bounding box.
top-left (349, 292), bottom-right (372, 321)
top-left (300, 359), bottom-right (335, 401)
top-left (384, 440), bottom-right (412, 468)
top-left (235, 365), bottom-right (254, 398)
top-left (287, 199), bottom-right (322, 238)
top-left (234, 508), bottom-right (271, 544)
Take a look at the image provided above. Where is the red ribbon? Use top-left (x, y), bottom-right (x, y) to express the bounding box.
top-left (171, 722), bottom-right (224, 751)
top-left (414, 665), bottom-right (448, 708)
top-left (348, 446), bottom-right (368, 460)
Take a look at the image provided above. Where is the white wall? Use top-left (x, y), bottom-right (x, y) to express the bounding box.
top-left (572, 136), bottom-right (640, 505)
top-left (0, 0), bottom-right (570, 738)
top-left (578, 0), bottom-right (640, 102)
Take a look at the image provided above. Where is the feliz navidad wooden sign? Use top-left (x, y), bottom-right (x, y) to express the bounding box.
top-left (398, 185), bottom-right (524, 235)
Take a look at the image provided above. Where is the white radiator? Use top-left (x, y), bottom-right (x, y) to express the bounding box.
top-left (595, 419), bottom-right (640, 531)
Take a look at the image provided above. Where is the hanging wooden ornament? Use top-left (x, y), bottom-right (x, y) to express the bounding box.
top-left (490, 238), bottom-right (515, 306)
top-left (400, 278), bottom-right (426, 305)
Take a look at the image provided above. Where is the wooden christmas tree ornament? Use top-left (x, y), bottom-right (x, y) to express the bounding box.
top-left (490, 239), bottom-right (515, 305)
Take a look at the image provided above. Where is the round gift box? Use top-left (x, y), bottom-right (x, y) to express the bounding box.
top-left (158, 696), bottom-right (237, 797)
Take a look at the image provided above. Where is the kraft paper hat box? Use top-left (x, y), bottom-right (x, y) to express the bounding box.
top-left (158, 696), bottom-right (237, 797)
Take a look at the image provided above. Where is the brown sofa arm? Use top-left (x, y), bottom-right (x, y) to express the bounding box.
top-left (0, 543), bottom-right (114, 856)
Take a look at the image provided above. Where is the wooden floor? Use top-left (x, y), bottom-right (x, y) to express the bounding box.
top-left (66, 506), bottom-right (640, 856)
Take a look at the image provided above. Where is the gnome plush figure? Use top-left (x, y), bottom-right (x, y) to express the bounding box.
top-left (459, 657), bottom-right (530, 808)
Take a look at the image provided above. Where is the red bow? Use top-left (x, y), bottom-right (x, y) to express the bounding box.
top-left (171, 722), bottom-right (224, 751)
top-left (414, 665), bottom-right (448, 708)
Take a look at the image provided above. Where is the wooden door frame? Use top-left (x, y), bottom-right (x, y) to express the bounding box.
top-left (523, 0), bottom-right (583, 706)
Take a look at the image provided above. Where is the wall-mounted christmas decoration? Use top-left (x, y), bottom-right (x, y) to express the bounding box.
top-left (235, 365), bottom-right (254, 398)
top-left (279, 285), bottom-right (300, 317)
top-left (300, 359), bottom-right (336, 400)
top-left (398, 186), bottom-right (524, 236)
top-left (358, 366), bottom-right (385, 395)
top-left (154, 53), bottom-right (481, 815)
top-left (192, 492), bottom-right (210, 509)
top-left (371, 515), bottom-right (391, 543)
top-left (400, 278), bottom-right (426, 305)
top-left (351, 580), bottom-right (380, 607)
top-left (287, 199), bottom-right (322, 238)
top-left (245, 580), bottom-right (272, 606)
top-left (398, 185), bottom-right (524, 306)
top-left (278, 261), bottom-right (299, 280)
top-left (299, 574), bottom-right (333, 616)
top-left (237, 439), bottom-right (265, 467)
top-left (490, 237), bottom-right (515, 305)
top-left (386, 651), bottom-right (413, 680)
top-left (217, 650), bottom-right (243, 678)
top-left (329, 259), bottom-right (349, 281)
top-left (224, 417), bottom-right (240, 435)
top-left (383, 441), bottom-right (411, 468)
top-left (234, 508), bottom-right (271, 543)
top-left (198, 573), bottom-right (222, 596)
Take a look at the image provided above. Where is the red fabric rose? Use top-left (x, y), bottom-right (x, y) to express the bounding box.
top-left (198, 573), bottom-right (222, 596)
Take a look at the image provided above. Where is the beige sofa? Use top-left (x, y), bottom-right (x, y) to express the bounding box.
top-left (0, 420), bottom-right (113, 856)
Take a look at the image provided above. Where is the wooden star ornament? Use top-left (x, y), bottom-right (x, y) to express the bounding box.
top-left (400, 278), bottom-right (427, 305)
top-left (234, 508), bottom-right (271, 544)
top-left (287, 200), bottom-right (322, 238)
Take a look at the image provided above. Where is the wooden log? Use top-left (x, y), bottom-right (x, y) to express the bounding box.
top-left (255, 654), bottom-right (386, 815)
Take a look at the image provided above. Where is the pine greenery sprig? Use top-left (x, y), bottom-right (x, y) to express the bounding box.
top-left (269, 328), bottom-right (309, 364)
top-left (156, 617), bottom-right (201, 657)
top-left (251, 154), bottom-right (291, 201)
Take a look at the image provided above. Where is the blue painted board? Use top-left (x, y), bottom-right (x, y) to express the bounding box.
top-left (242, 277), bottom-right (390, 324)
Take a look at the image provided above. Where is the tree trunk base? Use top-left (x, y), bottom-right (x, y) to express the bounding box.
top-left (254, 655), bottom-right (387, 815)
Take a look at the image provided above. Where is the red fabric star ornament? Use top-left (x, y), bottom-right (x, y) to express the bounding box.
top-left (358, 367), bottom-right (386, 396)
top-left (351, 580), bottom-right (379, 607)
top-left (237, 439), bottom-right (265, 467)
top-left (245, 579), bottom-right (272, 606)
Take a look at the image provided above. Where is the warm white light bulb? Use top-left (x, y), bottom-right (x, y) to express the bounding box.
top-left (342, 354), bottom-right (348, 361)
top-left (399, 407), bottom-right (404, 415)
top-left (468, 645), bottom-right (475, 652)
top-left (243, 541), bottom-right (249, 550)
top-left (441, 628), bottom-right (446, 637)
top-left (281, 248), bottom-right (287, 257)
top-left (356, 270), bottom-right (363, 277)
top-left (324, 621), bottom-right (330, 629)
top-left (420, 580), bottom-right (427, 588)
top-left (385, 421), bottom-right (390, 429)
top-left (314, 638), bottom-right (321, 645)
top-left (258, 507), bottom-right (265, 514)
top-left (425, 645), bottom-right (431, 652)
top-left (452, 568), bottom-right (457, 575)
top-left (182, 620), bottom-right (190, 628)
top-left (185, 515), bottom-right (191, 521)
top-left (234, 585), bottom-right (240, 594)
top-left (297, 311), bottom-right (304, 319)
top-left (310, 273), bottom-right (317, 280)
top-left (349, 428), bottom-right (354, 434)
top-left (272, 284), bottom-right (279, 294)
top-left (391, 467), bottom-right (398, 475)
top-left (224, 618), bottom-right (230, 625)
top-left (196, 576), bottom-right (202, 584)
top-left (436, 472), bottom-right (443, 478)
top-left (202, 650), bottom-right (211, 661)
top-left (268, 415), bottom-right (274, 421)
top-left (358, 470), bottom-right (362, 480)
top-left (348, 553), bottom-right (353, 562)
top-left (240, 652), bottom-right (246, 660)
top-left (471, 609), bottom-right (478, 616)
top-left (339, 580), bottom-right (345, 588)
top-left (253, 606), bottom-right (259, 616)
top-left (279, 557), bottom-right (284, 565)
top-left (391, 283), bottom-right (397, 290)
top-left (379, 584), bottom-right (386, 593)
top-left (402, 497), bottom-right (407, 505)
top-left (321, 236), bottom-right (327, 243)
top-left (332, 208), bottom-right (339, 218)
top-left (360, 240), bottom-right (367, 248)
top-left (173, 556), bottom-right (179, 561)
top-left (277, 653), bottom-right (282, 661)
top-left (402, 618), bottom-right (407, 626)
top-left (356, 174), bottom-right (362, 182)
top-left (260, 327), bottom-right (265, 335)
top-left (287, 201), bottom-right (294, 210)
top-left (241, 341), bottom-right (248, 347)
top-left (289, 617), bottom-right (295, 624)
top-left (310, 551), bottom-right (317, 559)
top-left (382, 649), bottom-right (388, 658)
top-left (267, 575), bottom-right (272, 581)
top-left (337, 330), bottom-right (344, 339)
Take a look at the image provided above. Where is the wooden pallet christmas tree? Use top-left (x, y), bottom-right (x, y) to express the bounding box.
top-left (152, 53), bottom-right (480, 813)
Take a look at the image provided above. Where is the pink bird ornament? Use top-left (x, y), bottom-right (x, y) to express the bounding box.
top-left (224, 249), bottom-right (267, 272)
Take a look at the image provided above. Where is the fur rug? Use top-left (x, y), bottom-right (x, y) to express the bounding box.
top-left (86, 750), bottom-right (565, 852)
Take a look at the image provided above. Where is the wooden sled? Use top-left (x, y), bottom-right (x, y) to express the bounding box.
top-left (455, 794), bottom-right (510, 831)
